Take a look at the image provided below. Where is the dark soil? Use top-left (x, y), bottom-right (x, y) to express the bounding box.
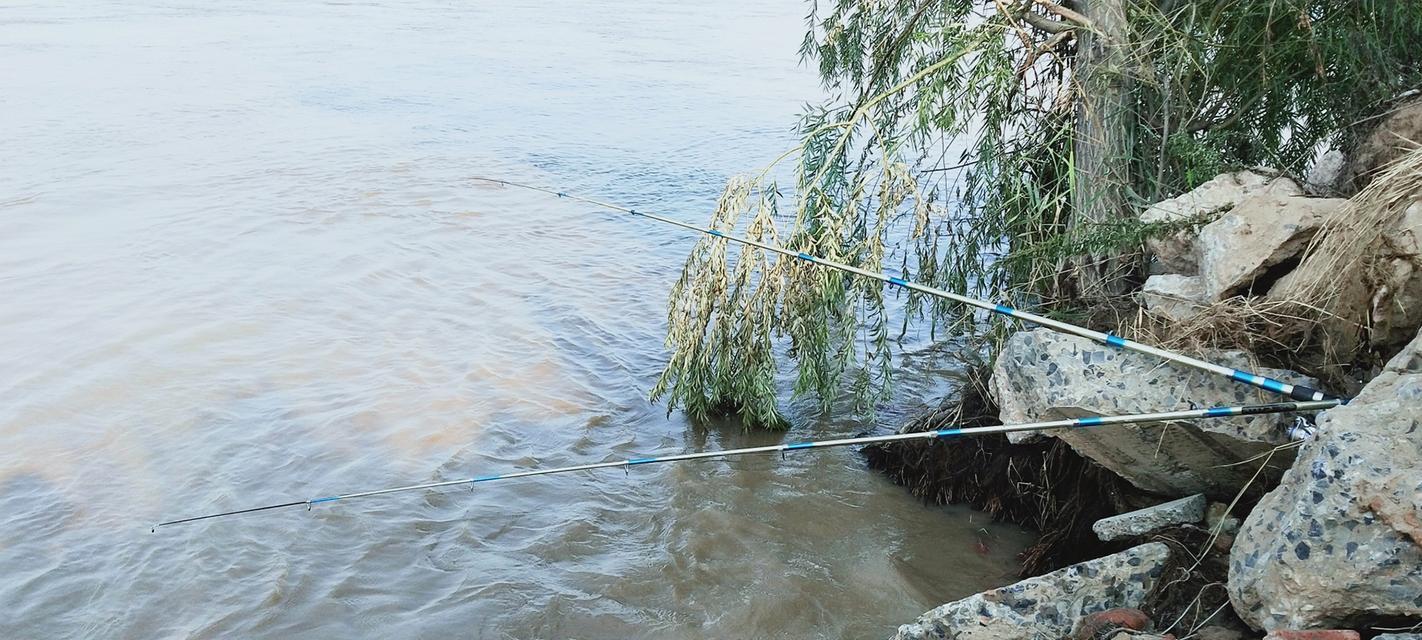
top-left (1137, 524), bottom-right (1255, 637)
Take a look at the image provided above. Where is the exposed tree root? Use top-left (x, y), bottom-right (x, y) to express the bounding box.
top-left (1141, 525), bottom-right (1254, 638)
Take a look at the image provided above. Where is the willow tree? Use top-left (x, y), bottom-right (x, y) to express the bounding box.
top-left (652, 0), bottom-right (1422, 429)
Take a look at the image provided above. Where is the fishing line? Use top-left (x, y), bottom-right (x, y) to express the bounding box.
top-left (154, 181), bottom-right (1346, 530)
top-left (153, 400), bottom-right (1336, 530)
top-left (470, 177), bottom-right (1341, 404)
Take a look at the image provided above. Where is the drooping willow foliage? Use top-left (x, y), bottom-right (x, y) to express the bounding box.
top-left (652, 0), bottom-right (1422, 429)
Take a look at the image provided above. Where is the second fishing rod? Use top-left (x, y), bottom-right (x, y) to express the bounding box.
top-left (153, 399), bottom-right (1336, 530)
top-left (472, 177), bottom-right (1341, 405)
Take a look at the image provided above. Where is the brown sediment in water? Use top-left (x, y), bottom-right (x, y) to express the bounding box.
top-left (862, 365), bottom-right (1150, 577)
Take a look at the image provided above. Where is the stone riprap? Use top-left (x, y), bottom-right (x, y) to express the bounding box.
top-left (1197, 193), bottom-right (1345, 299)
top-left (1341, 97), bottom-right (1422, 191)
top-left (1093, 494), bottom-right (1206, 542)
top-left (892, 543), bottom-right (1170, 640)
top-left (1370, 200), bottom-right (1422, 352)
top-left (1140, 171), bottom-right (1302, 274)
top-left (990, 329), bottom-right (1319, 499)
top-left (1206, 502), bottom-right (1242, 536)
top-left (1228, 329), bottom-right (1422, 631)
top-left (1266, 197), bottom-right (1422, 366)
top-left (1140, 274), bottom-right (1209, 323)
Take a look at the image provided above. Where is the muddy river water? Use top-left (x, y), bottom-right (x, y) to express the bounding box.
top-left (0, 2), bottom-right (1031, 637)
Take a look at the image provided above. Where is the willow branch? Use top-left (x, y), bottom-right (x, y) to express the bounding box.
top-left (1032, 0), bottom-right (1094, 29)
top-left (1019, 9), bottom-right (1074, 34)
top-left (869, 0), bottom-right (938, 89)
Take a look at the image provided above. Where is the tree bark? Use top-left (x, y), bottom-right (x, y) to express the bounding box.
top-left (1069, 0), bottom-right (1137, 299)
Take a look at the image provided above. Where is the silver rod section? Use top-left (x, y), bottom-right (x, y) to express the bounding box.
top-left (154, 400), bottom-right (1337, 529)
top-left (471, 177), bottom-right (1340, 404)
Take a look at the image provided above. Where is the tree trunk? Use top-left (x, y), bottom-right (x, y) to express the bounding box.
top-left (1069, 0), bottom-right (1137, 300)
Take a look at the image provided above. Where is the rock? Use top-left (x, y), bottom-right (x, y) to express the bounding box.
top-left (1141, 274), bottom-right (1209, 323)
top-left (1374, 634), bottom-right (1422, 640)
top-left (1306, 149), bottom-right (1346, 194)
top-left (1142, 172), bottom-right (1303, 274)
top-left (892, 543), bottom-right (1170, 640)
top-left (1106, 633), bottom-right (1174, 640)
top-left (1342, 97), bottom-right (1422, 192)
top-left (1093, 494), bottom-right (1207, 542)
top-left (990, 329), bottom-right (1319, 499)
top-left (1370, 200), bottom-right (1422, 352)
top-left (1228, 329), bottom-right (1422, 631)
top-left (1194, 626), bottom-right (1252, 640)
top-left (1263, 632), bottom-right (1360, 640)
top-left (1267, 196), bottom-right (1422, 367)
top-left (1206, 502), bottom-right (1241, 536)
top-left (1198, 194), bottom-right (1346, 300)
top-left (1265, 257), bottom-right (1373, 374)
top-left (1074, 608), bottom-right (1153, 640)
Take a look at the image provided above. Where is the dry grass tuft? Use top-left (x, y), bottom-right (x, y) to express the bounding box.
top-left (1120, 296), bottom-right (1347, 385)
top-left (1285, 145), bottom-right (1422, 308)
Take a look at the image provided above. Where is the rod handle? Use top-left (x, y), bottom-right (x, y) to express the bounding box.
top-left (1289, 384), bottom-right (1343, 403)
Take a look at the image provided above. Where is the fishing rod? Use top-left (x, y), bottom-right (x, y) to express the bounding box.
top-left (153, 400), bottom-right (1336, 530)
top-left (471, 177), bottom-right (1342, 404)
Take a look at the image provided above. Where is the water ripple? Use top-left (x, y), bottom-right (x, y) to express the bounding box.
top-left (0, 1), bottom-right (1032, 638)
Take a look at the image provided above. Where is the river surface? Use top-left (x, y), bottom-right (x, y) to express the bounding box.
top-left (0, 2), bottom-right (1032, 638)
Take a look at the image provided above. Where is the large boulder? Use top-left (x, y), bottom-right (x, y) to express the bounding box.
top-left (991, 329), bottom-right (1319, 499)
top-left (1198, 194), bottom-right (1347, 300)
top-left (893, 543), bottom-right (1170, 640)
top-left (1342, 98), bottom-right (1422, 192)
top-left (1141, 172), bottom-right (1302, 274)
top-left (1228, 328), bottom-right (1422, 631)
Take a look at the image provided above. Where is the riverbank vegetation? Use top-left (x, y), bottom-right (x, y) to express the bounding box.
top-left (652, 0), bottom-right (1422, 429)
